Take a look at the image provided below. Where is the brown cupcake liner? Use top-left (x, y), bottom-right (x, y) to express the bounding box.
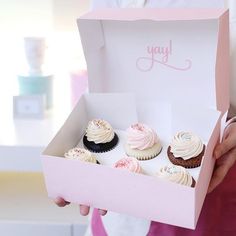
top-left (167, 145), bottom-right (205, 169)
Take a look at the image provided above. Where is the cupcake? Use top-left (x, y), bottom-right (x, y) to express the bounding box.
top-left (124, 123), bottom-right (162, 160)
top-left (64, 147), bottom-right (99, 164)
top-left (83, 119), bottom-right (118, 153)
top-left (167, 131), bottom-right (205, 168)
top-left (157, 164), bottom-right (195, 187)
top-left (114, 157), bottom-right (143, 174)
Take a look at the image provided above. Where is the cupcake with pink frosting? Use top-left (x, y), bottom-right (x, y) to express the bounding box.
top-left (124, 123), bottom-right (162, 160)
top-left (114, 157), bottom-right (143, 174)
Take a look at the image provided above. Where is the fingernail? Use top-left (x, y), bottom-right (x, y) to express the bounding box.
top-left (98, 209), bottom-right (107, 216)
top-left (213, 151), bottom-right (218, 159)
top-left (80, 205), bottom-right (89, 216)
top-left (214, 149), bottom-right (220, 159)
top-left (80, 208), bottom-right (87, 216)
top-left (207, 187), bottom-right (212, 194)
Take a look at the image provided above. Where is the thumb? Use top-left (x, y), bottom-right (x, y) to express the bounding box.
top-left (214, 135), bottom-right (236, 159)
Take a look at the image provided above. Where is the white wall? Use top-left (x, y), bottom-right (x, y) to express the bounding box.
top-left (0, 0), bottom-right (90, 34)
top-left (53, 0), bottom-right (90, 31)
top-left (0, 0), bottom-right (53, 34)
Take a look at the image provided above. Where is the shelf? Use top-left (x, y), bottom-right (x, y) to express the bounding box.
top-left (0, 116), bottom-right (66, 171)
top-left (0, 83), bottom-right (73, 171)
top-left (0, 115), bottom-right (69, 171)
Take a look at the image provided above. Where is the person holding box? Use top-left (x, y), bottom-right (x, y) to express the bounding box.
top-left (55, 0), bottom-right (236, 235)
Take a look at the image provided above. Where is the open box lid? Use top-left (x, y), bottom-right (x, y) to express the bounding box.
top-left (77, 9), bottom-right (230, 113)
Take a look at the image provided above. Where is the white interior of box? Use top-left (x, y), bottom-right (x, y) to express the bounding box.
top-left (80, 19), bottom-right (219, 109)
top-left (45, 94), bottom-right (220, 182)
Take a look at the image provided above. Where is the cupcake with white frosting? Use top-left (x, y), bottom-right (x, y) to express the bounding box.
top-left (157, 164), bottom-right (195, 187)
top-left (167, 131), bottom-right (205, 168)
top-left (64, 147), bottom-right (99, 164)
top-left (83, 119), bottom-right (118, 153)
top-left (124, 123), bottom-right (162, 160)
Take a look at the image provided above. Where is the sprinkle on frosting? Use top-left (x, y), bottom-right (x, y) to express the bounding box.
top-left (114, 157), bottom-right (142, 174)
top-left (157, 164), bottom-right (193, 187)
top-left (170, 132), bottom-right (204, 160)
top-left (64, 147), bottom-right (97, 163)
top-left (86, 119), bottom-right (115, 144)
top-left (126, 123), bottom-right (160, 150)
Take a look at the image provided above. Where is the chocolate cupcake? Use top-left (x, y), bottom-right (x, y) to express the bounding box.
top-left (64, 147), bottom-right (99, 164)
top-left (167, 131), bottom-right (205, 168)
top-left (157, 164), bottom-right (196, 187)
top-left (124, 123), bottom-right (162, 160)
top-left (83, 119), bottom-right (118, 153)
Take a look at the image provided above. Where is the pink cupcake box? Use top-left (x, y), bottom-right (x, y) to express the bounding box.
top-left (42, 8), bottom-right (229, 229)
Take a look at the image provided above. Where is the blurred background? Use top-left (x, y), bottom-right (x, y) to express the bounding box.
top-left (0, 1), bottom-right (90, 236)
top-left (0, 0), bottom-right (235, 236)
top-left (0, 0), bottom-right (90, 116)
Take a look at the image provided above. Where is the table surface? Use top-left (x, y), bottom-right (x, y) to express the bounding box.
top-left (0, 172), bottom-right (88, 224)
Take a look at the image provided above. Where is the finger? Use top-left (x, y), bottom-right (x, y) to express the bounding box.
top-left (208, 152), bottom-right (236, 193)
top-left (80, 205), bottom-right (90, 216)
top-left (224, 122), bottom-right (236, 140)
top-left (222, 126), bottom-right (230, 140)
top-left (98, 209), bottom-right (107, 216)
top-left (54, 197), bottom-right (70, 207)
top-left (214, 135), bottom-right (236, 159)
top-left (208, 163), bottom-right (228, 193)
top-left (215, 123), bottom-right (236, 159)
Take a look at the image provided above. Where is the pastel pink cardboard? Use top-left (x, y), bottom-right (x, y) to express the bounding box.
top-left (42, 155), bottom-right (195, 228)
top-left (70, 70), bottom-right (88, 107)
top-left (215, 10), bottom-right (230, 113)
top-left (42, 9), bottom-right (230, 229)
top-left (80, 9), bottom-right (226, 21)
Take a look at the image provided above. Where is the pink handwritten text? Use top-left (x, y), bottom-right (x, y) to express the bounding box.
top-left (136, 40), bottom-right (192, 72)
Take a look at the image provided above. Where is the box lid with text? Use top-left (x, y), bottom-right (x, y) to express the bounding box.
top-left (78, 8), bottom-right (229, 112)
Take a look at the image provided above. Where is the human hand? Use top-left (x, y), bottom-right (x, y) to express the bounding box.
top-left (208, 123), bottom-right (236, 193)
top-left (54, 197), bottom-right (107, 216)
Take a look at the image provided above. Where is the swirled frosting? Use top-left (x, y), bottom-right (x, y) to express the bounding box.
top-left (157, 164), bottom-right (193, 187)
top-left (64, 147), bottom-right (97, 163)
top-left (170, 132), bottom-right (204, 160)
top-left (114, 157), bottom-right (142, 173)
top-left (126, 123), bottom-right (160, 150)
top-left (86, 119), bottom-right (115, 144)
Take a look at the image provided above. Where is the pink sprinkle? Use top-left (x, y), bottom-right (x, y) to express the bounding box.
top-left (131, 123), bottom-right (144, 131)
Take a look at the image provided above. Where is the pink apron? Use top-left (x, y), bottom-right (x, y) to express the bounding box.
top-left (91, 163), bottom-right (236, 236)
